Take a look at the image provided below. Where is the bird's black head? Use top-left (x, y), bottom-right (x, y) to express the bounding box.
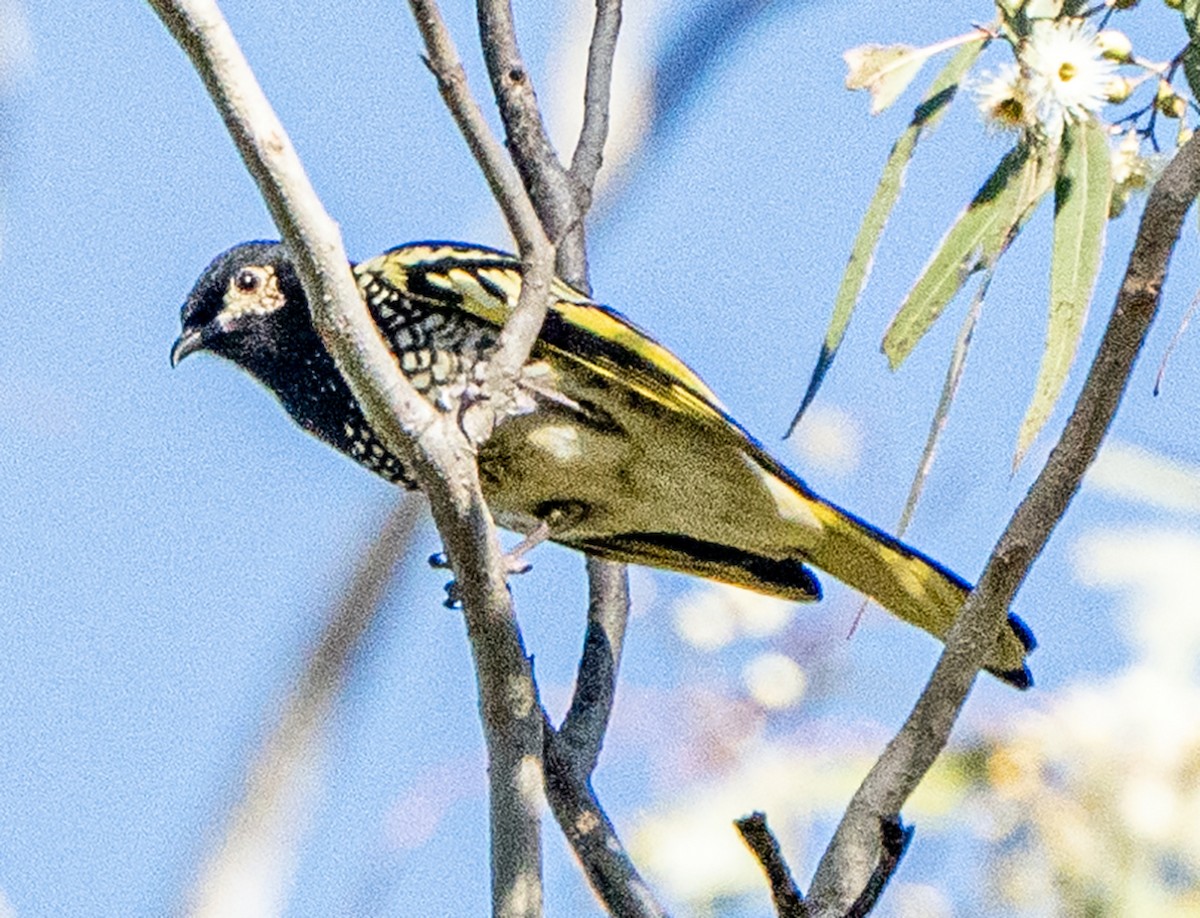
top-left (170, 241), bottom-right (314, 379)
top-left (171, 240), bottom-right (412, 485)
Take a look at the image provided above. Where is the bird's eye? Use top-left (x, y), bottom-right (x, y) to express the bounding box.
top-left (234, 268), bottom-right (261, 292)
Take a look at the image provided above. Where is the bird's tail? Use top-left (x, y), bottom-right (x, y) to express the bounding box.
top-left (784, 481), bottom-right (1036, 689)
top-left (574, 486), bottom-right (1035, 687)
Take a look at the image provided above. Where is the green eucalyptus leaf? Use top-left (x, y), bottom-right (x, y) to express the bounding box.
top-left (787, 37), bottom-right (987, 435)
top-left (882, 141), bottom-right (1052, 369)
top-left (1014, 117), bottom-right (1111, 468)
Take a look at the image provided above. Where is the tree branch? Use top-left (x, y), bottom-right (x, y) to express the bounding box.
top-left (407, 0), bottom-right (556, 405)
top-left (806, 134), bottom-right (1200, 916)
top-left (476, 0), bottom-right (584, 271)
top-left (841, 816), bottom-right (912, 918)
top-left (148, 3), bottom-right (546, 915)
top-left (558, 556), bottom-right (629, 773)
top-left (543, 720), bottom-right (666, 918)
top-left (412, 2), bottom-right (643, 910)
top-left (545, 3), bottom-right (631, 794)
top-left (735, 813), bottom-right (808, 918)
top-left (407, 0), bottom-right (641, 910)
top-left (568, 0), bottom-right (622, 201)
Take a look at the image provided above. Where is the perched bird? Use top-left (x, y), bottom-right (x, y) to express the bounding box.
top-left (172, 241), bottom-right (1035, 687)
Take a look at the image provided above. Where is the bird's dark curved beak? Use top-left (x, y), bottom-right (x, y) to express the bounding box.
top-left (170, 328), bottom-right (204, 367)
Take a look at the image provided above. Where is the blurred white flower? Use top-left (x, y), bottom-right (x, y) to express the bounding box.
top-left (673, 589), bottom-right (737, 651)
top-left (630, 746), bottom-right (861, 904)
top-left (1021, 18), bottom-right (1115, 137)
top-left (742, 652), bottom-right (807, 710)
top-left (1074, 528), bottom-right (1200, 678)
top-left (673, 584), bottom-right (796, 651)
top-left (788, 404), bottom-right (862, 478)
top-left (731, 591), bottom-right (796, 639)
top-left (1086, 440), bottom-right (1200, 516)
top-left (891, 883), bottom-right (953, 918)
top-left (982, 665), bottom-right (1200, 910)
top-left (630, 737), bottom-right (971, 906)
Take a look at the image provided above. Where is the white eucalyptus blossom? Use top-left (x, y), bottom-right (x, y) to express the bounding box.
top-left (1021, 18), bottom-right (1116, 138)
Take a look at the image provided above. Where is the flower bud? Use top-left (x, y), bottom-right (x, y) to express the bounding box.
top-left (1096, 30), bottom-right (1133, 62)
top-left (1156, 81), bottom-right (1187, 118)
top-left (1105, 77), bottom-right (1133, 104)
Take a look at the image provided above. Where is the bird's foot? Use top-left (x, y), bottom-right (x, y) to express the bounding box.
top-left (429, 522), bottom-right (550, 608)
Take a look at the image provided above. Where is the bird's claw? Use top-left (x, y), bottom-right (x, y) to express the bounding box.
top-left (433, 543), bottom-right (533, 609)
top-left (505, 555), bottom-right (533, 576)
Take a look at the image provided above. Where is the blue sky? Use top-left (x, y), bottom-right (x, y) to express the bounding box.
top-left (1, 1), bottom-right (1198, 915)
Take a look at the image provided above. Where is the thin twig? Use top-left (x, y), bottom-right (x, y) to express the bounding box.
top-left (410, 1), bottom-right (640, 910)
top-left (545, 3), bottom-right (631, 790)
top-left (558, 556), bottom-right (629, 773)
top-left (184, 499), bottom-right (420, 917)
top-left (458, 0), bottom-right (642, 908)
top-left (408, 0), bottom-right (541, 254)
top-left (148, 4), bottom-right (546, 916)
top-left (1153, 280), bottom-right (1200, 395)
top-left (476, 0), bottom-right (582, 261)
top-left (475, 0), bottom-right (639, 891)
top-left (806, 134), bottom-right (1200, 916)
top-left (407, 0), bottom-right (556, 399)
top-left (895, 274), bottom-right (989, 536)
top-left (735, 813), bottom-right (808, 918)
top-left (568, 0), bottom-right (623, 203)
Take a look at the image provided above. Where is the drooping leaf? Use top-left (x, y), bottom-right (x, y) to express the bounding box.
top-left (882, 141), bottom-right (1053, 369)
top-left (786, 38), bottom-right (987, 436)
top-left (844, 44), bottom-right (933, 115)
top-left (1014, 118), bottom-right (1111, 468)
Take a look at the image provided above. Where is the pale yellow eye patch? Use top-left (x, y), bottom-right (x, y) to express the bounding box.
top-left (218, 265), bottom-right (286, 326)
